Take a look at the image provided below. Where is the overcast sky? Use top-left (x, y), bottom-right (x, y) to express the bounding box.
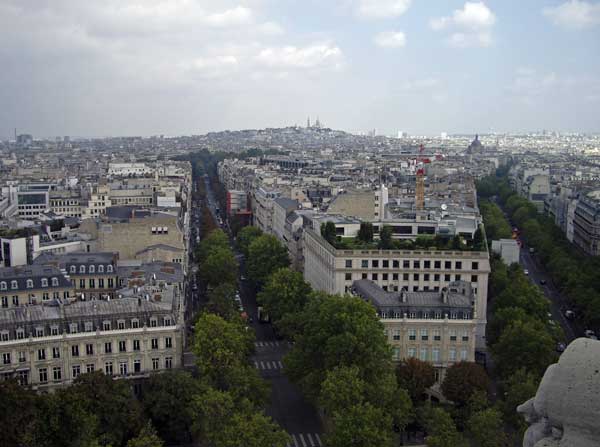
top-left (1, 0), bottom-right (599, 138)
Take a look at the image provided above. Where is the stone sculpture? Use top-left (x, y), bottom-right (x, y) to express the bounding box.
top-left (517, 337), bottom-right (600, 447)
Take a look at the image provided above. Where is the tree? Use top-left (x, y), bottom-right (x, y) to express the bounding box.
top-left (198, 229), bottom-right (229, 262)
top-left (198, 246), bottom-right (238, 287)
top-left (357, 222), bottom-right (374, 243)
top-left (326, 403), bottom-right (393, 447)
top-left (500, 368), bottom-right (539, 430)
top-left (141, 370), bottom-right (205, 445)
top-left (246, 234), bottom-right (290, 286)
top-left (473, 226), bottom-right (485, 251)
top-left (127, 423), bottom-right (164, 447)
top-left (257, 268), bottom-right (311, 338)
top-left (487, 306), bottom-right (536, 345)
top-left (319, 365), bottom-right (366, 416)
top-left (284, 294), bottom-right (391, 401)
top-left (379, 225), bottom-right (394, 249)
top-left (441, 362), bottom-right (490, 406)
top-left (237, 226), bottom-right (263, 258)
top-left (396, 357), bottom-right (436, 402)
top-left (68, 371), bottom-right (144, 447)
top-left (425, 408), bottom-right (467, 447)
top-left (451, 235), bottom-right (463, 250)
top-left (0, 380), bottom-right (37, 446)
top-left (491, 320), bottom-right (557, 379)
top-left (321, 221), bottom-right (337, 246)
top-left (206, 283), bottom-right (239, 321)
top-left (467, 408), bottom-right (507, 447)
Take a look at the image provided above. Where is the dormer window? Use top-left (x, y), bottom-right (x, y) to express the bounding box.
top-left (98, 265), bottom-right (104, 273)
top-left (106, 265), bottom-right (113, 273)
top-left (70, 323), bottom-right (78, 334)
top-left (41, 278), bottom-right (48, 287)
top-left (51, 277), bottom-right (59, 287)
top-left (79, 265), bottom-right (85, 273)
top-left (26, 279), bottom-right (34, 289)
top-left (0, 282), bottom-right (6, 290)
top-left (11, 280), bottom-right (17, 290)
top-left (89, 265), bottom-right (95, 274)
top-left (70, 265), bottom-right (76, 273)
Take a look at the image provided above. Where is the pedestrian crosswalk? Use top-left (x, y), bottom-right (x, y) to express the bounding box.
top-left (286, 433), bottom-right (322, 447)
top-left (254, 340), bottom-right (291, 348)
top-left (253, 360), bottom-right (284, 370)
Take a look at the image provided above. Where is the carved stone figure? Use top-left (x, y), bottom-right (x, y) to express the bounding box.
top-left (517, 338), bottom-right (600, 447)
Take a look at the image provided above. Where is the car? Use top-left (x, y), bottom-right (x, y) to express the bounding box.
top-left (240, 274), bottom-right (246, 280)
top-left (584, 329), bottom-right (597, 339)
top-left (523, 269), bottom-right (529, 276)
top-left (565, 310), bottom-right (575, 319)
top-left (540, 279), bottom-right (547, 285)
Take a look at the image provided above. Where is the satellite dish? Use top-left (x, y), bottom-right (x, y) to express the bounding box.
top-left (441, 204), bottom-right (448, 211)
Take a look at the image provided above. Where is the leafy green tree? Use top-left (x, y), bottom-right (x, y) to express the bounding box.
top-left (473, 226), bottom-right (485, 250)
top-left (491, 320), bottom-right (556, 378)
top-left (500, 368), bottom-right (539, 430)
top-left (326, 403), bottom-right (393, 447)
top-left (425, 407), bottom-right (467, 447)
top-left (451, 235), bottom-right (463, 250)
top-left (68, 371), bottom-right (144, 447)
top-left (357, 222), bottom-right (374, 243)
top-left (487, 306), bottom-right (537, 345)
top-left (206, 283), bottom-right (239, 321)
top-left (378, 225), bottom-right (394, 249)
top-left (257, 268), bottom-right (311, 338)
top-left (141, 370), bottom-right (205, 445)
top-left (319, 365), bottom-right (366, 416)
top-left (284, 294), bottom-right (391, 401)
top-left (198, 246), bottom-right (238, 287)
top-left (441, 362), bottom-right (490, 406)
top-left (0, 380), bottom-right (38, 446)
top-left (127, 423), bottom-right (164, 447)
top-left (247, 234), bottom-right (290, 286)
top-left (237, 226), bottom-right (263, 258)
top-left (197, 229), bottom-right (229, 262)
top-left (321, 221), bottom-right (337, 246)
top-left (396, 357), bottom-right (436, 402)
top-left (467, 408), bottom-right (507, 447)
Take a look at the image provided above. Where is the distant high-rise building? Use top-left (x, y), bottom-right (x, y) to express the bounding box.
top-left (397, 131), bottom-right (406, 138)
top-left (16, 134), bottom-right (33, 146)
top-left (307, 116), bottom-right (311, 128)
top-left (441, 132), bottom-right (448, 139)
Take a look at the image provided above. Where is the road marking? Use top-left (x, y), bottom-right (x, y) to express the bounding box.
top-left (291, 434), bottom-right (299, 447)
top-left (315, 434), bottom-right (322, 446)
top-left (306, 434), bottom-right (314, 446)
top-left (278, 360), bottom-right (284, 369)
top-left (265, 361), bottom-right (271, 370)
top-left (299, 433), bottom-right (307, 447)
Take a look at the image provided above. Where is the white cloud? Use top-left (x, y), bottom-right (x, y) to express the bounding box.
top-left (256, 44), bottom-right (343, 69)
top-left (373, 31), bottom-right (406, 48)
top-left (203, 6), bottom-right (254, 27)
top-left (355, 0), bottom-right (411, 19)
top-left (543, 1), bottom-right (600, 29)
top-left (258, 21), bottom-right (285, 35)
top-left (430, 2), bottom-right (495, 47)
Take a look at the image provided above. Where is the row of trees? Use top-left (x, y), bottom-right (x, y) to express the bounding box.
top-left (478, 174), bottom-right (600, 328)
top-left (246, 228), bottom-right (505, 446)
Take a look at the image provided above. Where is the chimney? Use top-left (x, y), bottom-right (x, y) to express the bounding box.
top-left (441, 288), bottom-right (448, 304)
top-left (400, 290), bottom-right (407, 303)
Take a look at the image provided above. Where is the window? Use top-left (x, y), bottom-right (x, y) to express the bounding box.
top-left (0, 282), bottom-right (5, 290)
top-left (383, 260), bottom-right (389, 268)
top-left (449, 349), bottom-right (456, 362)
top-left (39, 368), bottom-right (48, 383)
top-left (79, 265), bottom-right (85, 273)
top-left (70, 265), bottom-right (76, 273)
top-left (152, 358), bottom-right (159, 370)
top-left (393, 260), bottom-right (399, 268)
top-left (118, 320), bottom-right (125, 330)
top-left (421, 329), bottom-right (428, 341)
top-left (372, 260), bottom-right (379, 268)
top-left (393, 347), bottom-right (400, 360)
top-left (372, 273), bottom-right (378, 281)
top-left (86, 344), bottom-right (94, 355)
top-left (0, 331), bottom-right (7, 341)
top-left (450, 312), bottom-right (458, 320)
top-left (102, 321), bottom-right (111, 331)
top-left (89, 279), bottom-right (95, 288)
top-left (361, 273), bottom-right (368, 279)
top-left (52, 366), bottom-right (62, 381)
top-left (151, 338), bottom-right (159, 349)
top-left (104, 342), bottom-right (112, 354)
top-left (72, 365), bottom-right (81, 379)
top-left (434, 274), bottom-right (440, 281)
top-left (84, 321), bottom-right (93, 332)
top-left (12, 296), bottom-right (18, 306)
top-left (393, 273), bottom-right (399, 280)
top-left (51, 277), bottom-right (59, 287)
top-left (53, 347), bottom-right (61, 359)
top-left (471, 275), bottom-right (477, 283)
top-left (119, 361), bottom-right (128, 376)
top-left (105, 362), bottom-right (113, 375)
top-left (413, 273), bottom-right (419, 281)
top-left (71, 345), bottom-right (79, 357)
top-left (433, 329), bottom-right (441, 341)
top-left (11, 280), bottom-right (18, 290)
top-left (1, 297), bottom-right (6, 308)
top-left (70, 323), bottom-right (78, 334)
top-left (455, 261), bottom-right (462, 270)
top-left (119, 341), bottom-right (127, 352)
top-left (413, 260), bottom-right (420, 269)
top-left (445, 261), bottom-right (451, 269)
top-left (150, 319), bottom-right (157, 328)
top-left (472, 262), bottom-right (479, 270)
top-left (409, 311), bottom-right (416, 318)
top-left (463, 312), bottom-right (470, 320)
top-left (424, 260), bottom-right (431, 269)
top-left (361, 260), bottom-right (368, 268)
top-left (26, 279), bottom-right (34, 288)
top-left (41, 278), bottom-right (48, 287)
top-left (133, 340), bottom-right (140, 351)
top-left (164, 318), bottom-right (171, 326)
top-left (131, 319), bottom-right (139, 329)
top-left (444, 274), bottom-right (451, 281)
top-left (461, 349), bottom-right (468, 361)
top-left (108, 278), bottom-right (114, 288)
top-left (424, 273), bottom-right (430, 281)
top-left (392, 330), bottom-right (401, 341)
top-left (382, 273), bottom-right (388, 281)
top-left (420, 348), bottom-right (428, 361)
top-left (345, 260), bottom-right (352, 268)
top-left (17, 328), bottom-right (25, 339)
top-left (86, 364), bottom-right (95, 373)
top-left (422, 310), bottom-right (429, 318)
top-left (98, 265), bottom-right (104, 273)
top-left (79, 279), bottom-right (85, 289)
top-left (2, 353), bottom-right (11, 364)
top-left (432, 349), bottom-right (440, 362)
top-left (408, 329), bottom-right (416, 340)
top-left (403, 273), bottom-right (409, 281)
top-left (165, 337), bottom-right (172, 348)
top-left (18, 351), bottom-right (26, 362)
top-left (98, 278), bottom-right (104, 288)
top-left (88, 265), bottom-right (95, 274)
top-left (462, 331), bottom-right (469, 342)
top-left (134, 360), bottom-right (141, 373)
top-left (403, 260), bottom-right (410, 269)
top-left (455, 274), bottom-right (461, 281)
top-left (38, 349), bottom-right (46, 360)
top-left (35, 327), bottom-right (44, 337)
top-left (165, 357), bottom-right (173, 369)
top-left (434, 260), bottom-right (441, 269)
top-left (408, 348), bottom-right (416, 358)
top-left (345, 273), bottom-right (352, 281)
top-left (107, 265), bottom-right (113, 273)
top-left (450, 330), bottom-right (457, 341)
top-left (42, 292), bottom-right (49, 301)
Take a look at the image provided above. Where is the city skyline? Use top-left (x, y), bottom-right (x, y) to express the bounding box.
top-left (1, 0), bottom-right (599, 137)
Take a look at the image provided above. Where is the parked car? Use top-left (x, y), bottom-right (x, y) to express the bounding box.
top-left (524, 269), bottom-right (529, 276)
top-left (565, 310), bottom-right (575, 319)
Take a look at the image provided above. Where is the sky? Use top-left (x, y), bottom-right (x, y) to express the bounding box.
top-left (1, 0), bottom-right (599, 138)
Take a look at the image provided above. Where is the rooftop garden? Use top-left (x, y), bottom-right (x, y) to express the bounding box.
top-left (320, 221), bottom-right (487, 252)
